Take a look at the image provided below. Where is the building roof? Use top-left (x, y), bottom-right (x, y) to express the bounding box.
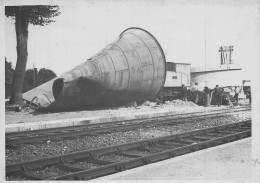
top-left (172, 63), bottom-right (191, 65)
top-left (191, 67), bottom-right (242, 74)
top-left (166, 61), bottom-right (190, 65)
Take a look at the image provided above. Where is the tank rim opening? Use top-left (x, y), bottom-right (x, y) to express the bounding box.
top-left (53, 78), bottom-right (64, 100)
top-left (120, 27), bottom-right (167, 98)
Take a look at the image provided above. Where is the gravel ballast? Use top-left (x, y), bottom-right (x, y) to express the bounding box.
top-left (6, 110), bottom-right (251, 164)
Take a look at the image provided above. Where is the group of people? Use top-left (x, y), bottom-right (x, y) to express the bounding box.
top-left (180, 84), bottom-right (223, 106)
top-left (232, 86), bottom-right (251, 104)
top-left (180, 83), bottom-right (199, 104)
top-left (180, 83), bottom-right (251, 106)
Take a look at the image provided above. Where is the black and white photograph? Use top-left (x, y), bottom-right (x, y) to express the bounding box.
top-left (1, 0), bottom-right (260, 182)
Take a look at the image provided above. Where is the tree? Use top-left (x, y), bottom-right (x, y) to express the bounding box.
top-left (23, 68), bottom-right (56, 92)
top-left (37, 68), bottom-right (57, 86)
top-left (5, 6), bottom-right (60, 104)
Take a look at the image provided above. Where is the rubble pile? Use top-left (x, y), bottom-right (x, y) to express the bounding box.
top-left (164, 99), bottom-right (198, 107)
top-left (140, 101), bottom-right (157, 107)
top-left (132, 99), bottom-right (198, 108)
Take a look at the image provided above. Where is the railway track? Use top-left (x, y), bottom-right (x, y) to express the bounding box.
top-left (6, 106), bottom-right (251, 147)
top-left (6, 120), bottom-right (251, 180)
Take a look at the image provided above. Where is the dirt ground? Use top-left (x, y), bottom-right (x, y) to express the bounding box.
top-left (5, 99), bottom-right (250, 124)
top-left (5, 100), bottom-right (230, 124)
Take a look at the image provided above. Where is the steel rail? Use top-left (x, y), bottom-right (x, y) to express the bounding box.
top-left (6, 120), bottom-right (251, 180)
top-left (6, 106), bottom-right (251, 146)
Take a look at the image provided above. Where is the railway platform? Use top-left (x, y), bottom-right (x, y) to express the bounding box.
top-left (96, 138), bottom-right (259, 181)
top-left (5, 104), bottom-right (247, 133)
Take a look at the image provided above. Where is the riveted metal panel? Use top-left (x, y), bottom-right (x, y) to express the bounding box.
top-left (106, 46), bottom-right (129, 71)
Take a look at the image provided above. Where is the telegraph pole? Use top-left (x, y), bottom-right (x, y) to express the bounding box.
top-left (228, 46), bottom-right (233, 64)
top-left (219, 46), bottom-right (223, 65)
top-left (219, 46), bottom-right (233, 68)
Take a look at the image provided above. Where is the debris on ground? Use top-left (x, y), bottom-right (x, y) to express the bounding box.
top-left (164, 99), bottom-right (198, 107)
top-left (140, 101), bottom-right (157, 107)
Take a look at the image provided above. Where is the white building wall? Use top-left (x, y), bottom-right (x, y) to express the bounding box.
top-left (164, 63), bottom-right (190, 87)
top-left (176, 64), bottom-right (190, 74)
top-left (164, 71), bottom-right (177, 87)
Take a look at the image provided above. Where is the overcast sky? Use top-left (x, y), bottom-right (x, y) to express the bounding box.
top-left (5, 0), bottom-right (259, 78)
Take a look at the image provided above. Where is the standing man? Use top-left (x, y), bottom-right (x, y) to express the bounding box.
top-left (203, 86), bottom-right (211, 106)
top-left (181, 84), bottom-right (188, 102)
top-left (191, 83), bottom-right (199, 104)
top-left (246, 88), bottom-right (251, 104)
top-left (234, 86), bottom-right (239, 103)
top-left (214, 85), bottom-right (223, 107)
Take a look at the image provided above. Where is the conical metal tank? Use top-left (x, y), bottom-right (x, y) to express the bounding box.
top-left (24, 27), bottom-right (166, 111)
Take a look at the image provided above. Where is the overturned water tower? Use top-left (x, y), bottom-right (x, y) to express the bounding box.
top-left (23, 27), bottom-right (166, 111)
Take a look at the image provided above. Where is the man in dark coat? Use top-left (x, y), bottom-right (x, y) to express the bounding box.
top-left (214, 85), bottom-right (223, 107)
top-left (181, 84), bottom-right (188, 102)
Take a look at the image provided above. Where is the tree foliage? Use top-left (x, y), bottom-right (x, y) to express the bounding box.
top-left (5, 58), bottom-right (14, 98)
top-left (5, 5), bottom-right (60, 26)
top-left (23, 68), bottom-right (57, 92)
top-left (5, 57), bottom-right (14, 85)
top-left (23, 69), bottom-right (36, 92)
top-left (37, 68), bottom-right (57, 85)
